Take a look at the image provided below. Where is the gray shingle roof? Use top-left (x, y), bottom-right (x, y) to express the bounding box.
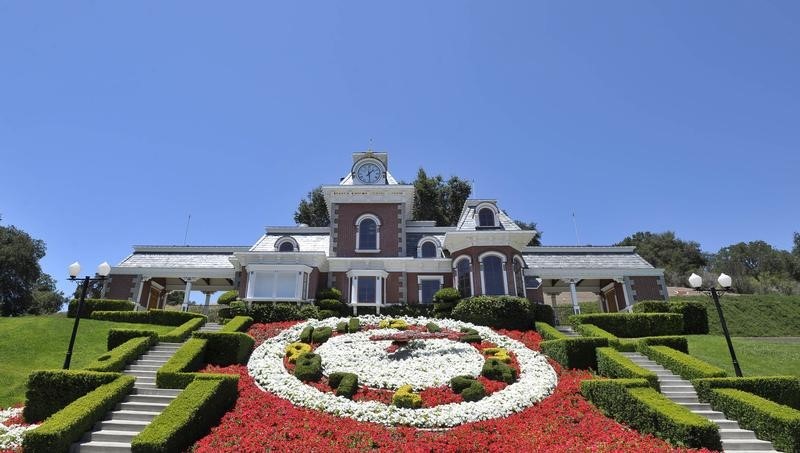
top-left (250, 234), bottom-right (330, 254)
top-left (456, 200), bottom-right (521, 231)
top-left (523, 252), bottom-right (654, 269)
top-left (118, 253), bottom-right (235, 269)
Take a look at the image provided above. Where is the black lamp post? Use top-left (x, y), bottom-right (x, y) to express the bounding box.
top-left (688, 272), bottom-right (743, 377)
top-left (63, 261), bottom-right (111, 370)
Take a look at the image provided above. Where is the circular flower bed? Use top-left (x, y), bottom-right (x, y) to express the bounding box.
top-left (247, 315), bottom-right (558, 428)
top-left (0, 406), bottom-right (36, 452)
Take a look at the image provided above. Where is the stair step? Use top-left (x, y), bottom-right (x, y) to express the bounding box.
top-left (127, 365), bottom-right (161, 372)
top-left (720, 428), bottom-right (757, 440)
top-left (692, 410), bottom-right (727, 420)
top-left (133, 387), bottom-right (180, 396)
top-left (721, 438), bottom-right (776, 450)
top-left (133, 383), bottom-right (158, 389)
top-left (713, 419), bottom-right (740, 429)
top-left (70, 440), bottom-right (131, 452)
top-left (117, 401), bottom-right (170, 411)
top-left (134, 361), bottom-right (168, 367)
top-left (126, 371), bottom-right (157, 378)
top-left (661, 385), bottom-right (695, 391)
top-left (125, 394), bottom-right (176, 404)
top-left (666, 396), bottom-right (700, 403)
top-left (679, 402), bottom-right (712, 411)
top-left (133, 376), bottom-right (156, 382)
top-left (106, 409), bottom-right (160, 422)
top-left (94, 419), bottom-right (149, 432)
top-left (83, 430), bottom-right (137, 443)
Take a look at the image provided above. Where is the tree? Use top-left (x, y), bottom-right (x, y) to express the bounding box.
top-left (710, 240), bottom-right (798, 293)
top-left (513, 220), bottom-right (542, 246)
top-left (166, 291), bottom-right (185, 306)
top-left (0, 218), bottom-right (46, 316)
top-left (616, 231), bottom-right (706, 287)
top-left (793, 232), bottom-right (800, 257)
top-left (411, 169), bottom-right (472, 226)
top-left (70, 279), bottom-right (104, 300)
top-left (294, 187), bottom-right (330, 227)
top-left (29, 274), bottom-right (67, 315)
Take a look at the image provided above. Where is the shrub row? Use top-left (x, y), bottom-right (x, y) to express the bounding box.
top-left (383, 304), bottom-right (436, 318)
top-left (569, 313), bottom-right (683, 338)
top-left (160, 317), bottom-right (206, 343)
top-left (693, 377), bottom-right (800, 411)
top-left (23, 375), bottom-right (135, 453)
top-left (534, 322), bottom-right (566, 340)
top-left (575, 324), bottom-right (621, 348)
top-left (596, 347), bottom-right (659, 390)
top-left (540, 337), bottom-right (609, 370)
top-left (633, 300), bottom-right (709, 334)
top-left (84, 336), bottom-right (157, 372)
top-left (700, 388), bottom-right (800, 453)
top-left (67, 299), bottom-right (134, 318)
top-left (90, 309), bottom-right (205, 326)
top-left (450, 376), bottom-right (486, 401)
top-left (635, 336), bottom-right (689, 354)
top-left (107, 328), bottom-right (160, 350)
top-left (640, 345), bottom-right (726, 380)
top-left (220, 316), bottom-right (254, 333)
top-left (24, 370), bottom-right (122, 423)
top-left (575, 324), bottom-right (689, 354)
top-left (451, 296), bottom-right (534, 331)
top-left (192, 331), bottom-right (254, 366)
top-left (329, 372), bottom-right (359, 399)
top-left (157, 338), bottom-right (208, 389)
top-left (580, 378), bottom-right (721, 450)
top-left (131, 377), bottom-right (239, 453)
top-left (533, 304), bottom-right (556, 326)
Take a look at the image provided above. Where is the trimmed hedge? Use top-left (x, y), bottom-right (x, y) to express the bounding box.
top-left (532, 303), bottom-right (556, 326)
top-left (216, 290), bottom-right (239, 305)
top-left (108, 328), bottom-right (160, 350)
top-left (157, 338), bottom-right (207, 389)
top-left (23, 375), bottom-right (135, 453)
top-left (540, 337), bottom-right (609, 370)
top-left (67, 298), bottom-right (134, 318)
top-left (581, 378), bottom-right (721, 450)
top-left (432, 287), bottom-right (460, 318)
top-left (248, 303), bottom-right (304, 323)
top-left (131, 377), bottom-right (239, 453)
top-left (329, 372), bottom-right (359, 399)
top-left (693, 376), bottom-right (800, 411)
top-left (348, 317), bottom-right (360, 333)
top-left (701, 389), bottom-right (800, 452)
top-left (596, 347), bottom-right (659, 390)
top-left (90, 309), bottom-right (205, 326)
top-left (481, 358), bottom-right (517, 383)
top-left (383, 304), bottom-right (436, 317)
top-left (311, 326), bottom-right (333, 344)
top-left (192, 331), bottom-right (254, 366)
top-left (220, 316), bottom-right (253, 333)
top-left (317, 287), bottom-right (342, 301)
top-left (639, 345), bottom-right (726, 380)
top-left (451, 296), bottom-right (534, 330)
top-left (570, 313), bottom-right (683, 338)
top-left (634, 300), bottom-right (709, 335)
top-left (160, 317), bottom-right (206, 343)
top-left (294, 352), bottom-right (322, 381)
top-left (298, 304), bottom-right (320, 319)
top-left (635, 336), bottom-right (689, 354)
top-left (631, 301), bottom-right (670, 313)
top-left (575, 324), bottom-right (621, 349)
top-left (535, 322), bottom-right (567, 340)
top-left (85, 336), bottom-right (156, 372)
top-left (24, 370), bottom-right (122, 422)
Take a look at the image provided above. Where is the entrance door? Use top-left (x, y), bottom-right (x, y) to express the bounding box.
top-left (147, 287), bottom-right (160, 309)
top-left (605, 288), bottom-right (619, 313)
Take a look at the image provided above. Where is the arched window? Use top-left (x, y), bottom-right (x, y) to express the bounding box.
top-left (275, 237), bottom-right (298, 252)
top-left (513, 257), bottom-right (525, 297)
top-left (455, 258), bottom-right (472, 297)
top-left (278, 241), bottom-right (294, 252)
top-left (356, 214), bottom-right (380, 251)
top-left (481, 254), bottom-right (506, 295)
top-left (420, 241), bottom-right (437, 258)
top-left (478, 208), bottom-right (496, 227)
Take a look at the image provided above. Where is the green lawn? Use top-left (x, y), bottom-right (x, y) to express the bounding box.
top-left (0, 315), bottom-right (174, 407)
top-left (670, 295), bottom-right (800, 337)
top-left (686, 335), bottom-right (800, 377)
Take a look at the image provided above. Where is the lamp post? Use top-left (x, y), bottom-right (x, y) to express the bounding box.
top-left (63, 261), bottom-right (111, 369)
top-left (688, 272), bottom-right (743, 377)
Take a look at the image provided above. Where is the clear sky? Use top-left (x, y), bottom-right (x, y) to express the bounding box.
top-left (1, 1), bottom-right (798, 300)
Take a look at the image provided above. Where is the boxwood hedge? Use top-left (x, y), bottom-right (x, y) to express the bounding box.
top-left (693, 376), bottom-right (800, 411)
top-left (596, 347), bottom-right (660, 390)
top-left (84, 336), bottom-right (156, 373)
top-left (157, 338), bottom-right (207, 389)
top-left (534, 322), bottom-right (567, 341)
top-left (67, 299), bottom-right (134, 318)
top-left (570, 313), bottom-right (683, 338)
top-left (220, 316), bottom-right (254, 333)
top-left (107, 328), bottom-right (160, 350)
top-left (192, 331), bottom-right (254, 366)
top-left (540, 337), bottom-right (608, 370)
top-left (634, 300), bottom-right (709, 334)
top-left (90, 309), bottom-right (205, 326)
top-left (24, 370), bottom-right (122, 423)
top-left (451, 296), bottom-right (533, 330)
top-left (639, 345), bottom-right (726, 380)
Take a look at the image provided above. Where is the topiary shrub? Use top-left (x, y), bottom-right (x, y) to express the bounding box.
top-left (570, 313), bottom-right (683, 338)
top-left (481, 358), bottom-right (517, 383)
top-left (692, 377), bottom-right (800, 410)
top-left (67, 299), bottom-right (134, 318)
top-left (459, 327), bottom-right (481, 343)
top-left (392, 385), bottom-right (422, 409)
top-left (449, 375), bottom-right (486, 401)
top-left (85, 336), bottom-right (157, 373)
top-left (107, 329), bottom-right (160, 350)
top-left (450, 376), bottom-right (475, 393)
top-left (192, 331), bottom-right (255, 365)
top-left (311, 326), bottom-right (333, 344)
top-left (336, 321), bottom-right (348, 333)
top-left (596, 347), bottom-right (660, 390)
top-left (220, 316), bottom-right (254, 333)
top-left (294, 353), bottom-right (322, 381)
top-left (348, 317), bottom-right (360, 333)
top-left (433, 287), bottom-right (461, 318)
top-left (632, 301), bottom-right (671, 313)
top-left (426, 322), bottom-right (441, 333)
top-left (318, 309), bottom-right (339, 319)
top-left (329, 372), bottom-right (359, 399)
top-left (24, 370), bottom-right (122, 423)
top-left (318, 299), bottom-right (345, 311)
top-left (540, 337), bottom-right (609, 370)
top-left (299, 304), bottom-right (320, 319)
top-left (669, 301), bottom-right (709, 335)
top-left (299, 326), bottom-right (314, 343)
top-left (216, 290), bottom-right (239, 305)
top-left (317, 287), bottom-right (342, 302)
top-left (451, 296), bottom-right (533, 330)
top-left (285, 342), bottom-right (312, 363)
top-left (533, 303), bottom-right (556, 326)
top-left (248, 303), bottom-right (303, 323)
top-left (535, 322), bottom-right (567, 340)
top-left (379, 319), bottom-right (408, 330)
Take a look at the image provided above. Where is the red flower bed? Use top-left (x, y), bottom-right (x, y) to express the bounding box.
top-left (192, 322), bottom-right (712, 452)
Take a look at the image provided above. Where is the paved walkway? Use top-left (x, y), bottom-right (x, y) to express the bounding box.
top-left (70, 323), bottom-right (222, 452)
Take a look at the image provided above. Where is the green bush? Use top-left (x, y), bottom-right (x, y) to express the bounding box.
top-left (220, 316), bottom-right (254, 333)
top-left (67, 299), bottom-right (134, 318)
top-left (131, 377), bottom-right (238, 453)
top-left (632, 300), bottom-right (671, 313)
top-left (481, 358), bottom-right (516, 383)
top-left (383, 304), bottom-right (436, 317)
top-left (219, 301), bottom-right (248, 319)
top-left (192, 331), bottom-right (254, 365)
top-left (535, 322), bottom-right (567, 340)
top-left (452, 296), bottom-right (533, 330)
top-left (90, 309), bottom-right (205, 326)
top-left (348, 317), bottom-right (360, 333)
top-left (248, 303), bottom-right (304, 323)
top-left (299, 326), bottom-right (314, 343)
top-left (216, 290), bottom-right (239, 305)
top-left (392, 385), bottom-right (422, 409)
top-left (107, 328), bottom-right (160, 350)
top-left (669, 301), bottom-right (709, 335)
top-left (328, 372), bottom-right (359, 399)
top-left (23, 375), bottom-right (135, 453)
top-left (157, 338), bottom-right (207, 389)
top-left (459, 327), bottom-right (481, 343)
top-left (581, 378), bottom-right (721, 450)
top-left (450, 376), bottom-right (475, 393)
top-left (317, 287), bottom-right (342, 301)
top-left (294, 352), bottom-right (322, 381)
top-left (575, 324), bottom-right (621, 349)
top-left (311, 326), bottom-right (333, 344)
top-left (533, 303), bottom-right (556, 326)
top-left (635, 336), bottom-right (689, 354)
top-left (596, 347), bottom-right (659, 390)
top-left (24, 370), bottom-right (122, 422)
top-left (639, 345), bottom-right (726, 380)
top-left (570, 313), bottom-right (683, 338)
top-left (298, 304), bottom-right (320, 319)
top-left (433, 287), bottom-right (461, 303)
top-left (461, 381), bottom-right (486, 402)
top-left (318, 298), bottom-right (345, 311)
top-left (318, 309), bottom-right (339, 319)
top-left (426, 322), bottom-right (441, 333)
top-left (336, 321), bottom-right (348, 333)
top-left (160, 317), bottom-right (206, 343)
top-left (700, 388), bottom-right (800, 452)
top-left (693, 377), bottom-right (800, 411)
top-left (84, 337), bottom-right (156, 372)
top-left (540, 337), bottom-right (609, 370)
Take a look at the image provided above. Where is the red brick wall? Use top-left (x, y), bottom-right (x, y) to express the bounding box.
top-left (406, 273), bottom-right (453, 304)
top-left (106, 275), bottom-right (136, 300)
top-left (385, 273), bottom-right (400, 304)
top-left (526, 287), bottom-right (545, 304)
top-left (632, 276), bottom-right (664, 301)
top-left (238, 267), bottom-right (248, 299)
top-left (334, 203), bottom-right (401, 257)
top-left (138, 280), bottom-right (152, 306)
top-left (451, 246), bottom-right (522, 296)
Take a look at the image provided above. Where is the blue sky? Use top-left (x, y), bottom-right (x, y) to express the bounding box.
top-left (1, 1), bottom-right (798, 300)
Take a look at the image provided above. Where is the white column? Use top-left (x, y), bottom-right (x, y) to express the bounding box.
top-left (569, 280), bottom-right (580, 315)
top-left (350, 277), bottom-right (358, 304)
top-left (203, 292), bottom-right (212, 315)
top-left (502, 260), bottom-right (509, 295)
top-left (550, 293), bottom-right (560, 325)
top-left (182, 279), bottom-right (193, 312)
top-left (621, 276), bottom-right (633, 309)
top-left (376, 276), bottom-right (383, 315)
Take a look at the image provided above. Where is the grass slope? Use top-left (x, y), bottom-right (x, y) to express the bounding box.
top-left (671, 295), bottom-right (800, 337)
top-left (686, 335), bottom-right (800, 377)
top-left (0, 315), bottom-right (173, 407)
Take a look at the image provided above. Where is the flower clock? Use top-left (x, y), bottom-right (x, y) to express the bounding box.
top-left (0, 406), bottom-right (36, 452)
top-left (247, 315), bottom-right (558, 428)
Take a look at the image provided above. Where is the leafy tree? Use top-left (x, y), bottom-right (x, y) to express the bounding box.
top-left (0, 217), bottom-right (46, 316)
top-left (793, 232), bottom-right (800, 257)
top-left (70, 279), bottom-right (105, 300)
top-left (513, 220), bottom-right (542, 246)
top-left (166, 290), bottom-right (185, 306)
top-left (616, 231), bottom-right (706, 286)
top-left (29, 274), bottom-right (67, 314)
top-left (294, 186), bottom-right (330, 227)
top-left (710, 240), bottom-right (799, 293)
top-left (411, 169), bottom-right (472, 226)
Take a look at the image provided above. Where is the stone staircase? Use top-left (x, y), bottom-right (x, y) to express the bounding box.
top-left (555, 325), bottom-right (580, 337)
top-left (70, 322), bottom-right (222, 452)
top-left (621, 352), bottom-right (779, 452)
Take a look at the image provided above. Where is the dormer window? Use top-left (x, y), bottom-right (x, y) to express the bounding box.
top-left (275, 237), bottom-right (299, 252)
top-left (478, 208), bottom-right (496, 227)
top-left (278, 242), bottom-right (294, 252)
top-left (356, 214), bottom-right (381, 252)
top-left (417, 237), bottom-right (441, 258)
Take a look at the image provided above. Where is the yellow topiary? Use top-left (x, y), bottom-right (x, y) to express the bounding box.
top-left (392, 384), bottom-right (422, 409)
top-left (285, 342), bottom-right (312, 363)
top-left (483, 347), bottom-right (511, 363)
top-left (378, 319), bottom-right (409, 330)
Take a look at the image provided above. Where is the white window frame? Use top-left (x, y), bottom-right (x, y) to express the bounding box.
top-left (346, 269), bottom-right (389, 305)
top-left (275, 236), bottom-right (300, 252)
top-left (245, 264), bottom-right (311, 302)
top-left (453, 256), bottom-right (474, 297)
top-left (512, 255), bottom-right (526, 297)
top-left (417, 275), bottom-right (444, 304)
top-left (479, 251), bottom-right (508, 296)
top-left (475, 202), bottom-right (500, 228)
top-left (355, 213), bottom-right (381, 253)
top-left (416, 236), bottom-right (442, 258)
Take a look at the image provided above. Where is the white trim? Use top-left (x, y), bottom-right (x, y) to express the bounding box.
top-left (453, 256), bottom-right (474, 297)
top-left (355, 213), bottom-right (381, 252)
top-left (246, 266), bottom-right (311, 301)
top-left (346, 269), bottom-right (389, 278)
top-left (275, 236), bottom-right (300, 252)
top-left (512, 256), bottom-right (525, 297)
top-left (522, 267), bottom-right (666, 279)
top-left (474, 202), bottom-right (500, 227)
top-left (479, 251), bottom-right (508, 296)
top-left (327, 257), bottom-right (451, 273)
top-left (417, 236), bottom-right (442, 258)
top-left (417, 275), bottom-right (444, 304)
top-left (353, 157), bottom-right (387, 185)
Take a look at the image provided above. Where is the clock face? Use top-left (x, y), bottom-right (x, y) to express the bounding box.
top-left (356, 162), bottom-right (382, 184)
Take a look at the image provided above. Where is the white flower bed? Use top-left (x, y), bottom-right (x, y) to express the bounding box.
top-left (315, 329), bottom-right (484, 390)
top-left (248, 315), bottom-right (558, 428)
top-left (0, 407), bottom-right (37, 451)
